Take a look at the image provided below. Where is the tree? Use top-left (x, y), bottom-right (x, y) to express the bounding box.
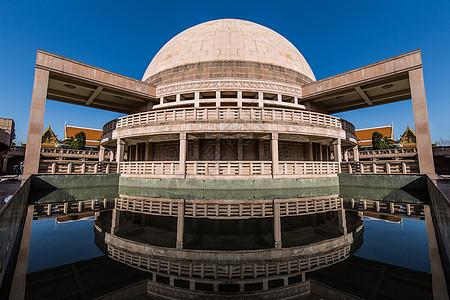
top-left (372, 131), bottom-right (396, 150)
top-left (63, 131), bottom-right (86, 150)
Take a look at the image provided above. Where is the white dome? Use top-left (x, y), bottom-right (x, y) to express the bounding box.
top-left (142, 19), bottom-right (315, 82)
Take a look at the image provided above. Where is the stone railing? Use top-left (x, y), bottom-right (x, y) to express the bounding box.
top-left (186, 161), bottom-right (272, 176)
top-left (103, 118), bottom-right (118, 135)
top-left (103, 107), bottom-right (355, 135)
top-left (119, 161), bottom-right (180, 175)
top-left (278, 161), bottom-right (339, 175)
top-left (38, 160), bottom-right (117, 174)
top-left (116, 195), bottom-right (342, 219)
top-left (118, 161), bottom-right (339, 177)
top-left (34, 198), bottom-right (115, 219)
top-left (340, 160), bottom-right (419, 174)
top-left (346, 148), bottom-right (417, 160)
top-left (343, 199), bottom-right (423, 219)
top-left (95, 223), bottom-right (363, 279)
top-left (40, 148), bottom-right (108, 160)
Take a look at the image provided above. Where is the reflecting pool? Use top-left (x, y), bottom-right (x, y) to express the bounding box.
top-left (24, 186), bottom-right (432, 299)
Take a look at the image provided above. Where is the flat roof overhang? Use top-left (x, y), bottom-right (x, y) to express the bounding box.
top-left (36, 50), bottom-right (158, 114)
top-left (301, 50), bottom-right (423, 114)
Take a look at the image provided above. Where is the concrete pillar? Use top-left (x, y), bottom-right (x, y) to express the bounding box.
top-left (237, 91), bottom-right (243, 106)
top-left (344, 150), bottom-right (349, 162)
top-left (409, 68), bottom-right (435, 175)
top-left (111, 200), bottom-right (120, 234)
top-left (179, 132), bottom-right (187, 176)
top-left (2, 157), bottom-right (8, 173)
top-left (271, 133), bottom-right (279, 175)
top-left (215, 139), bottom-right (221, 161)
top-left (258, 92), bottom-right (264, 107)
top-left (135, 143), bottom-right (140, 161)
top-left (338, 200), bottom-right (347, 234)
top-left (99, 145), bottom-right (105, 161)
top-left (333, 139), bottom-right (342, 162)
top-left (194, 92), bottom-right (200, 108)
top-left (238, 139), bottom-right (243, 161)
top-left (176, 200), bottom-right (185, 249)
top-left (319, 144), bottom-right (323, 161)
top-left (274, 200), bottom-right (282, 249)
top-left (194, 139), bottom-right (199, 160)
top-left (116, 139), bottom-right (125, 162)
top-left (353, 145), bottom-right (359, 161)
top-left (259, 139), bottom-right (265, 160)
top-left (144, 142), bottom-right (150, 161)
top-left (308, 142), bottom-right (314, 161)
top-left (109, 150), bottom-right (114, 162)
top-left (23, 68), bottom-right (49, 178)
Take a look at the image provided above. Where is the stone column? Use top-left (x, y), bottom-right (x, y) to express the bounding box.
top-left (176, 200), bottom-right (185, 249)
top-left (135, 143), bottom-right (139, 161)
top-left (409, 68), bottom-right (435, 175)
top-left (259, 139), bottom-right (265, 160)
top-left (109, 150), bottom-right (114, 162)
top-left (308, 142), bottom-right (314, 161)
top-left (2, 157), bottom-right (8, 173)
top-left (273, 200), bottom-right (282, 249)
top-left (258, 92), bottom-right (264, 107)
top-left (99, 145), bottom-right (105, 161)
top-left (333, 139), bottom-right (342, 162)
top-left (353, 145), bottom-right (359, 161)
top-left (144, 142), bottom-right (150, 161)
top-left (215, 139), bottom-right (221, 161)
top-left (319, 144), bottom-right (323, 161)
top-left (237, 91), bottom-right (243, 107)
top-left (338, 200), bottom-right (347, 234)
top-left (271, 133), bottom-right (279, 175)
top-left (238, 139), bottom-right (243, 161)
top-left (179, 132), bottom-right (187, 176)
top-left (111, 200), bottom-right (120, 234)
top-left (116, 139), bottom-right (125, 162)
top-left (23, 68), bottom-right (49, 178)
top-left (194, 139), bottom-right (199, 160)
top-left (344, 150), bottom-right (349, 162)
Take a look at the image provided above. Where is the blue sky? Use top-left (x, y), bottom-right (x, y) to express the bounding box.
top-left (0, 0), bottom-right (449, 144)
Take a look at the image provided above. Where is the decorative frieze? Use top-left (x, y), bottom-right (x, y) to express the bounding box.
top-left (157, 80), bottom-right (302, 97)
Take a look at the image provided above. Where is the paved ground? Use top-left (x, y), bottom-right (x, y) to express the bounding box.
top-left (0, 175), bottom-right (21, 210)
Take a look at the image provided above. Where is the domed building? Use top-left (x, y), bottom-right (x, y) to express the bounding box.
top-left (23, 19), bottom-right (435, 178)
top-left (101, 19), bottom-right (356, 180)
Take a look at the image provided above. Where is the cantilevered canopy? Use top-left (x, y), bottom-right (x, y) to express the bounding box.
top-left (36, 50), bottom-right (158, 114)
top-left (301, 50), bottom-right (422, 114)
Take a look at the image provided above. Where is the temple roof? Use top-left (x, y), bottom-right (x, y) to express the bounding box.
top-left (355, 125), bottom-right (393, 147)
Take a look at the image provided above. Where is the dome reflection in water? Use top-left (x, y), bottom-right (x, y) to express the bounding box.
top-left (25, 187), bottom-right (432, 300)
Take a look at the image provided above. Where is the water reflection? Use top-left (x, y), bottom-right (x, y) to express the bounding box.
top-left (26, 188), bottom-right (431, 299)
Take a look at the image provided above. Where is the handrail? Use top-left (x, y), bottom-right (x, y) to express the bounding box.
top-left (102, 107), bottom-right (355, 135)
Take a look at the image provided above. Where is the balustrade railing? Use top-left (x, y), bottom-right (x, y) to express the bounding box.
top-left (119, 161), bottom-right (180, 175)
top-left (278, 161), bottom-right (339, 175)
top-left (186, 161), bottom-right (272, 176)
top-left (346, 148), bottom-right (418, 160)
top-left (38, 160), bottom-right (117, 174)
top-left (340, 160), bottom-right (419, 174)
top-left (102, 107), bottom-right (355, 135)
top-left (117, 161), bottom-right (339, 177)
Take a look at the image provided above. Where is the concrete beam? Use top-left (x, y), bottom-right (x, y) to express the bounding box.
top-left (354, 86), bottom-right (372, 106)
top-left (86, 86), bottom-right (103, 105)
